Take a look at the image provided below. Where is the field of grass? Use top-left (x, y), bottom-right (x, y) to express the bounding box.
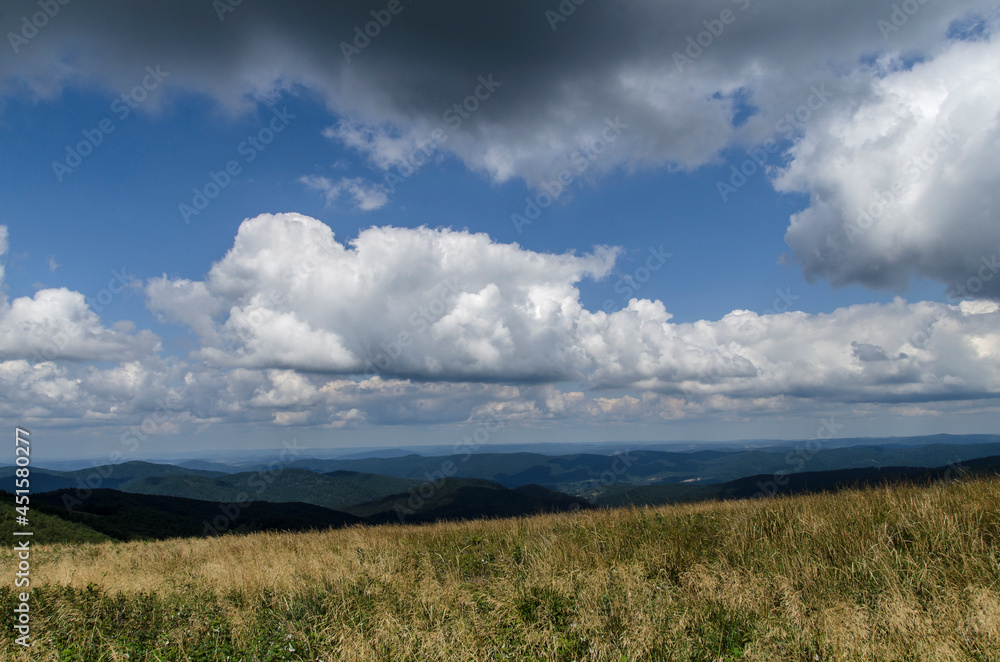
top-left (0, 501), bottom-right (111, 546)
top-left (2, 477), bottom-right (998, 661)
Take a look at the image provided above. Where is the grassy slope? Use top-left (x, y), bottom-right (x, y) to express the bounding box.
top-left (1, 476), bottom-right (997, 661)
top-left (0, 497), bottom-right (110, 545)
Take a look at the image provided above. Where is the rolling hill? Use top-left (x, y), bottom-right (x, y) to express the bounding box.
top-left (13, 478), bottom-right (592, 541)
top-left (29, 489), bottom-right (365, 541)
top-left (595, 454), bottom-right (1000, 507)
top-left (259, 439), bottom-right (986, 491)
top-left (121, 468), bottom-right (421, 511)
top-left (0, 460), bottom-right (227, 493)
top-left (346, 478), bottom-right (592, 524)
top-left (272, 442), bottom-right (1000, 494)
top-left (12, 438), bottom-right (1000, 503)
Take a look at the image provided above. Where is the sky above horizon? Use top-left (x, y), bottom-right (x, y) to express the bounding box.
top-left (1, 0), bottom-right (999, 461)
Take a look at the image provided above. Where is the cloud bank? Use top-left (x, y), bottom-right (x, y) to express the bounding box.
top-left (1, 214), bottom-right (999, 431)
top-left (146, 213), bottom-right (1000, 405)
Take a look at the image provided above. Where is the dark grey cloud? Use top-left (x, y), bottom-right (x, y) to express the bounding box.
top-left (852, 341), bottom-right (889, 362)
top-left (4, 0), bottom-right (994, 181)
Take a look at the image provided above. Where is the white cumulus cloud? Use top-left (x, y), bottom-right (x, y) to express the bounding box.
top-left (143, 214), bottom-right (1000, 410)
top-left (774, 35), bottom-right (1000, 298)
top-left (0, 226), bottom-right (161, 363)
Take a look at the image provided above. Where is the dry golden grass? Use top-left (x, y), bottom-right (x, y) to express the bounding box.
top-left (2, 477), bottom-right (999, 661)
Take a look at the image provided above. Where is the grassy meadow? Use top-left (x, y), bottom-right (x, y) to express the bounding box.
top-left (2, 476), bottom-right (998, 661)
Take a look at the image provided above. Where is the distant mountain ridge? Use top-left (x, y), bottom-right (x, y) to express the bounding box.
top-left (347, 478), bottom-right (591, 524)
top-left (10, 477), bottom-right (591, 541)
top-left (595, 455), bottom-right (1000, 507)
top-left (28, 434), bottom-right (1000, 472)
top-left (123, 468), bottom-right (421, 511)
top-left (0, 462), bottom-right (420, 511)
top-left (5, 453), bottom-right (1000, 544)
top-left (273, 442), bottom-right (1000, 495)
top-left (9, 440), bottom-right (1000, 502)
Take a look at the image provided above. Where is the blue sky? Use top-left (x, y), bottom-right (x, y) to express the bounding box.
top-left (1, 0), bottom-right (999, 461)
